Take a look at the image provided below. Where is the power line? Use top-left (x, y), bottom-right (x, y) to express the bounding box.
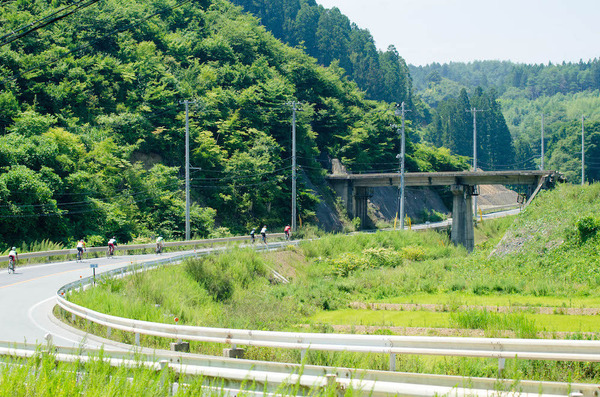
top-left (2, 0), bottom-right (194, 85)
top-left (0, 0), bottom-right (102, 47)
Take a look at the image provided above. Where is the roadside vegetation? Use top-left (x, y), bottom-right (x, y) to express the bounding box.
top-left (61, 183), bottom-right (600, 383)
top-left (0, 351), bottom-right (347, 397)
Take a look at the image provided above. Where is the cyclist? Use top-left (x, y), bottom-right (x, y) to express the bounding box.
top-left (8, 247), bottom-right (18, 271)
top-left (156, 236), bottom-right (164, 254)
top-left (260, 225), bottom-right (267, 245)
top-left (108, 237), bottom-right (117, 256)
top-left (284, 225), bottom-right (291, 240)
top-left (76, 239), bottom-right (86, 261)
top-left (250, 228), bottom-right (256, 244)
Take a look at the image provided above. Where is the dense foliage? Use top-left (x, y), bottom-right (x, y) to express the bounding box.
top-left (410, 59), bottom-right (600, 98)
top-left (424, 87), bottom-right (515, 170)
top-left (228, 0), bottom-right (423, 120)
top-left (410, 60), bottom-right (600, 182)
top-left (0, 0), bottom-right (466, 248)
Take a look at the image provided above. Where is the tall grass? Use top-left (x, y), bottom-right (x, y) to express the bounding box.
top-left (0, 351), bottom-right (359, 396)
top-left (449, 309), bottom-right (538, 338)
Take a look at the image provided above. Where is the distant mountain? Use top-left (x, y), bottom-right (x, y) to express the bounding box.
top-left (410, 59), bottom-right (600, 99)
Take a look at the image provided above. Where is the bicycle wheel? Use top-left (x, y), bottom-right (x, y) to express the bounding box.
top-left (8, 259), bottom-right (14, 273)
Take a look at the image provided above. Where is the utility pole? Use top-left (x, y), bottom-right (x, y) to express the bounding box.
top-left (540, 114), bottom-right (545, 170)
top-left (391, 102), bottom-right (410, 230)
top-left (467, 108), bottom-right (484, 223)
top-left (397, 102), bottom-right (409, 230)
top-left (582, 115), bottom-right (585, 185)
top-left (180, 99), bottom-right (196, 240)
top-left (286, 101), bottom-right (301, 231)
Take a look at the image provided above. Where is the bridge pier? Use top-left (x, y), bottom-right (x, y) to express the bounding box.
top-left (451, 184), bottom-right (475, 252)
top-left (354, 187), bottom-right (370, 228)
top-left (330, 179), bottom-right (371, 229)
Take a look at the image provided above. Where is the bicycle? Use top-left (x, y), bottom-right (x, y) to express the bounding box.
top-left (107, 245), bottom-right (115, 257)
top-left (76, 249), bottom-right (84, 262)
top-left (8, 257), bottom-right (15, 274)
top-left (156, 244), bottom-right (163, 254)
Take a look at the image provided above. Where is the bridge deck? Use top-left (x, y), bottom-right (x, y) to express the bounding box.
top-left (326, 170), bottom-right (554, 187)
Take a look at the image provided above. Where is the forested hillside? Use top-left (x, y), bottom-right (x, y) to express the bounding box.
top-left (228, 0), bottom-right (427, 121)
top-left (411, 60), bottom-right (600, 182)
top-left (0, 0), bottom-right (466, 248)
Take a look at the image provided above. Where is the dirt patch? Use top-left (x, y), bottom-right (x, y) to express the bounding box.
top-left (319, 325), bottom-right (600, 339)
top-left (264, 249), bottom-right (308, 281)
top-left (369, 186), bottom-right (449, 223)
top-left (350, 302), bottom-right (600, 316)
top-left (477, 184), bottom-right (518, 209)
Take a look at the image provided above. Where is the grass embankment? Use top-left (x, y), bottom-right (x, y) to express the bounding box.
top-left (62, 183), bottom-right (600, 383)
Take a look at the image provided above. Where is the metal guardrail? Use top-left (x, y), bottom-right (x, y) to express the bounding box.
top-left (0, 341), bottom-right (596, 396)
top-left (56, 257), bottom-right (600, 394)
top-left (0, 233), bottom-right (286, 263)
top-left (56, 291), bottom-right (600, 364)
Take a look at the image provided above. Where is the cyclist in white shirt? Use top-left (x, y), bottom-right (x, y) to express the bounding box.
top-left (108, 237), bottom-right (117, 255)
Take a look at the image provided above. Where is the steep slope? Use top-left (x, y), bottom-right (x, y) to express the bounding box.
top-left (0, 0), bottom-right (467, 246)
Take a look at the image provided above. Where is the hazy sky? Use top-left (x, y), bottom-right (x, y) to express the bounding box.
top-left (315, 0), bottom-right (600, 66)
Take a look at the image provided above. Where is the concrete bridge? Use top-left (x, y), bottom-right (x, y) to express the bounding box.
top-left (326, 170), bottom-right (559, 251)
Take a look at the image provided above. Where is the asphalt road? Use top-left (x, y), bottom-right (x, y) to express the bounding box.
top-left (0, 250), bottom-right (191, 348)
top-left (0, 209), bottom-right (521, 349)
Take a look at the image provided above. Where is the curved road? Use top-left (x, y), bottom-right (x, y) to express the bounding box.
top-left (0, 250), bottom-right (189, 348)
top-left (1, 209), bottom-right (521, 348)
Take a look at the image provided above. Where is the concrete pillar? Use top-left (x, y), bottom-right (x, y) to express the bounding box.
top-left (451, 184), bottom-right (474, 252)
top-left (330, 180), bottom-right (354, 217)
top-left (354, 187), bottom-right (369, 229)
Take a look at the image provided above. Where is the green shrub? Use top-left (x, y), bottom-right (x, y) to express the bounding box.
top-left (471, 281), bottom-right (491, 295)
top-left (576, 216), bottom-right (600, 242)
top-left (362, 247), bottom-right (404, 268)
top-left (185, 258), bottom-right (234, 302)
top-left (401, 246), bottom-right (425, 261)
top-left (330, 253), bottom-right (365, 277)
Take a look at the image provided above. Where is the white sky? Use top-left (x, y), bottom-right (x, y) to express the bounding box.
top-left (315, 0), bottom-right (600, 66)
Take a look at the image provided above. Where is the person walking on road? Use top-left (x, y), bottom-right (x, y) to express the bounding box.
top-left (260, 225), bottom-right (267, 245)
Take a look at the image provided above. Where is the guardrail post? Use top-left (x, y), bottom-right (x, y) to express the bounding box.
top-left (301, 349), bottom-right (307, 364)
top-left (107, 327), bottom-right (111, 338)
top-left (159, 360), bottom-right (171, 395)
top-left (135, 332), bottom-right (140, 346)
top-left (389, 353), bottom-right (396, 371)
top-left (498, 357), bottom-right (505, 378)
top-left (325, 374), bottom-right (337, 393)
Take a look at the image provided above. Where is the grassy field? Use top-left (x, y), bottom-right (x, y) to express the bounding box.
top-left (60, 183), bottom-right (600, 383)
